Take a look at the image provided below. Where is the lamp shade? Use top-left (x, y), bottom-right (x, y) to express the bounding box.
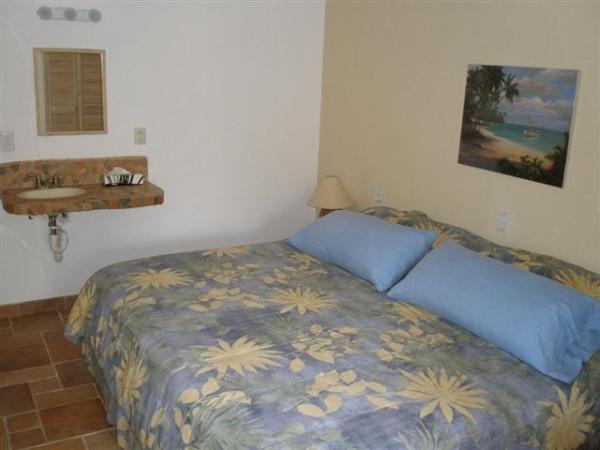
top-left (308, 175), bottom-right (353, 210)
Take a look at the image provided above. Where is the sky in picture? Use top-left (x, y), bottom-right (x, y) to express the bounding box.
top-left (497, 66), bottom-right (578, 132)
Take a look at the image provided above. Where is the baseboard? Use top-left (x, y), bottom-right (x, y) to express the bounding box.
top-left (0, 294), bottom-right (77, 319)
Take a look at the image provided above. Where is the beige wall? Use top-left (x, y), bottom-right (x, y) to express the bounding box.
top-left (318, 1), bottom-right (600, 271)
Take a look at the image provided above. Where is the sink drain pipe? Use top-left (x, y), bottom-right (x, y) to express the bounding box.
top-left (48, 214), bottom-right (69, 262)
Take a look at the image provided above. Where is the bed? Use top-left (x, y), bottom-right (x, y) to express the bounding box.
top-left (65, 207), bottom-right (600, 450)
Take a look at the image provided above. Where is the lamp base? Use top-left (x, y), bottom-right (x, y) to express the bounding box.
top-left (318, 208), bottom-right (338, 218)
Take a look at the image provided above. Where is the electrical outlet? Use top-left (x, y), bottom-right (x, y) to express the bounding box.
top-left (1, 130), bottom-right (15, 152)
top-left (134, 127), bottom-right (146, 145)
top-left (497, 211), bottom-right (509, 233)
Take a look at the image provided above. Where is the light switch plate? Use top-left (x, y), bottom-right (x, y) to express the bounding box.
top-left (1, 130), bottom-right (15, 152)
top-left (497, 211), bottom-right (509, 233)
top-left (134, 127), bottom-right (146, 145)
top-left (373, 188), bottom-right (383, 204)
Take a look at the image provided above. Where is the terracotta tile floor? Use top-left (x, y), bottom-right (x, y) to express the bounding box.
top-left (0, 311), bottom-right (120, 450)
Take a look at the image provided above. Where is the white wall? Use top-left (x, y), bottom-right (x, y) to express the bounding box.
top-left (0, 1), bottom-right (325, 304)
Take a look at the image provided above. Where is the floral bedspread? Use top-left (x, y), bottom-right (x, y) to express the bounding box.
top-left (66, 210), bottom-right (600, 450)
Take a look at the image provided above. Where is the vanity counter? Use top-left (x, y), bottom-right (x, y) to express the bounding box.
top-left (0, 182), bottom-right (164, 216)
top-left (0, 156), bottom-right (164, 216)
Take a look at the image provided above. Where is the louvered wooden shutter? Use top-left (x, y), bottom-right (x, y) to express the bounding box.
top-left (79, 53), bottom-right (104, 131)
top-left (44, 52), bottom-right (80, 132)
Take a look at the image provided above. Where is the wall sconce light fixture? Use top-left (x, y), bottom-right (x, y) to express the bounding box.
top-left (37, 6), bottom-right (102, 23)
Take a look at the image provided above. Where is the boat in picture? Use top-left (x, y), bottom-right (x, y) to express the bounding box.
top-left (523, 116), bottom-right (540, 138)
top-left (523, 126), bottom-right (540, 138)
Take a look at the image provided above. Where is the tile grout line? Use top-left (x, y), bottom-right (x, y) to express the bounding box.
top-left (2, 416), bottom-right (12, 450)
top-left (34, 329), bottom-right (62, 447)
top-left (2, 410), bottom-right (38, 421)
top-left (19, 435), bottom-right (81, 450)
top-left (3, 415), bottom-right (40, 433)
top-left (32, 331), bottom-right (52, 446)
top-left (29, 380), bottom-right (63, 396)
top-left (28, 377), bottom-right (58, 395)
top-left (18, 428), bottom-right (117, 450)
top-left (35, 383), bottom-right (99, 411)
top-left (57, 308), bottom-right (65, 326)
top-left (53, 357), bottom-right (82, 365)
top-left (34, 410), bottom-right (48, 446)
top-left (40, 331), bottom-right (64, 391)
top-left (56, 313), bottom-right (106, 413)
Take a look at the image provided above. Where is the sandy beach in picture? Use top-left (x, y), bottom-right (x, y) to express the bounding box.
top-left (458, 64), bottom-right (577, 187)
top-left (459, 126), bottom-right (552, 170)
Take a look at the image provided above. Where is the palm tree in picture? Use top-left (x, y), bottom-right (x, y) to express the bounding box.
top-left (545, 132), bottom-right (569, 187)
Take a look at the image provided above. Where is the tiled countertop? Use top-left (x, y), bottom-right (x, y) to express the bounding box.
top-left (0, 182), bottom-right (164, 216)
top-left (0, 156), bottom-right (164, 216)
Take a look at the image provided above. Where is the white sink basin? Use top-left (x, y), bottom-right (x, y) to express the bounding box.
top-left (17, 187), bottom-right (86, 200)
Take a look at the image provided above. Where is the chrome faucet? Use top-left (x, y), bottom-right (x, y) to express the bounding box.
top-left (24, 171), bottom-right (65, 189)
top-left (24, 171), bottom-right (44, 189)
top-left (50, 172), bottom-right (65, 187)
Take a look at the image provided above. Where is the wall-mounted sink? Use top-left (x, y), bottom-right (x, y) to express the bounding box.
top-left (0, 156), bottom-right (163, 216)
top-left (17, 187), bottom-right (86, 200)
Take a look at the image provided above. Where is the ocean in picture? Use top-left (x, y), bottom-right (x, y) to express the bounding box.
top-left (458, 64), bottom-right (578, 187)
top-left (486, 123), bottom-right (566, 154)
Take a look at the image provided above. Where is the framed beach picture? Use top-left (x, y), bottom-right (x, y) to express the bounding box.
top-left (458, 64), bottom-right (578, 187)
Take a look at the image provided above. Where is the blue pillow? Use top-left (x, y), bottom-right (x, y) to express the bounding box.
top-left (288, 211), bottom-right (436, 292)
top-left (388, 242), bottom-right (600, 382)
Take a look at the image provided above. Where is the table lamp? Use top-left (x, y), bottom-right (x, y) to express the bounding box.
top-left (308, 175), bottom-right (353, 217)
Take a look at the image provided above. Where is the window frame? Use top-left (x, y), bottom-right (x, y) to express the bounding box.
top-left (33, 48), bottom-right (107, 136)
